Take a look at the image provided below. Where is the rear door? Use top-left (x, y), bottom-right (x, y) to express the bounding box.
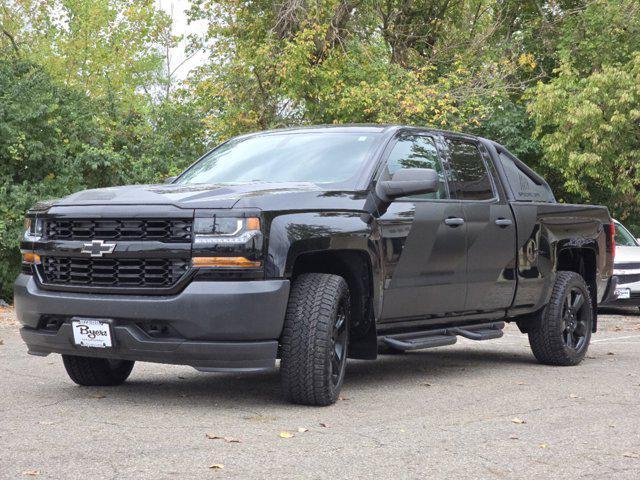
top-left (443, 136), bottom-right (517, 313)
top-left (378, 132), bottom-right (468, 321)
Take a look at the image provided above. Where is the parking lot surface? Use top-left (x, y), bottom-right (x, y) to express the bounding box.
top-left (1, 306), bottom-right (639, 479)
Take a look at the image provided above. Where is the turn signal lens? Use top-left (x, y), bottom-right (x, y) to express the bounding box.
top-left (22, 252), bottom-right (41, 264)
top-left (191, 256), bottom-right (262, 268)
top-left (246, 217), bottom-right (260, 231)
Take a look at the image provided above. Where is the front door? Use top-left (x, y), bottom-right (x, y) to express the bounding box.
top-left (378, 133), bottom-right (468, 321)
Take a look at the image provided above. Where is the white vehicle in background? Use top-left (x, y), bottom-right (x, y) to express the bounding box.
top-left (602, 220), bottom-right (640, 310)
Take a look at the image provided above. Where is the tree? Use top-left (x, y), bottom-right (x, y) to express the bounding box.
top-left (529, 56), bottom-right (640, 223)
top-left (187, 0), bottom-right (537, 141)
top-left (528, 0), bottom-right (640, 226)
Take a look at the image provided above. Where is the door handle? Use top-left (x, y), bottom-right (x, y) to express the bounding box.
top-left (495, 218), bottom-right (513, 228)
top-left (444, 217), bottom-right (465, 227)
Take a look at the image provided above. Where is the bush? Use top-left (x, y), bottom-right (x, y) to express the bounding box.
top-left (0, 60), bottom-right (208, 300)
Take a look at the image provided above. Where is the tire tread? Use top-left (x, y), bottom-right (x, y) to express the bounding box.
top-left (280, 273), bottom-right (348, 406)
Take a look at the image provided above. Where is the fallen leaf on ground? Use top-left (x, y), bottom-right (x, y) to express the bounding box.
top-left (22, 471), bottom-right (40, 476)
top-left (206, 434), bottom-right (240, 443)
top-left (90, 394), bottom-right (106, 399)
top-left (279, 431), bottom-right (294, 438)
top-left (509, 435), bottom-right (519, 440)
top-left (511, 418), bottom-right (526, 424)
top-left (319, 423), bottom-right (330, 428)
top-left (623, 452), bottom-right (639, 459)
top-left (569, 393), bottom-right (580, 399)
top-left (297, 427), bottom-right (308, 433)
top-left (338, 396), bottom-right (350, 401)
top-left (613, 326), bottom-right (623, 331)
top-left (539, 444), bottom-right (548, 449)
top-left (0, 339), bottom-right (4, 345)
top-left (209, 464), bottom-right (224, 470)
top-left (421, 382), bottom-right (432, 387)
top-left (516, 381), bottom-right (526, 385)
top-left (607, 352), bottom-right (615, 356)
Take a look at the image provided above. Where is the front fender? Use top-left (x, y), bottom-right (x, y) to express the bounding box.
top-left (265, 211), bottom-right (376, 278)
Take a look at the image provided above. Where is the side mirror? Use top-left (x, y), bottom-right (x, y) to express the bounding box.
top-left (376, 168), bottom-right (439, 202)
top-left (164, 176), bottom-right (177, 184)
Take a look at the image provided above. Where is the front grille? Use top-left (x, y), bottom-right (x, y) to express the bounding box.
top-left (617, 273), bottom-right (640, 285)
top-left (615, 262), bottom-right (640, 270)
top-left (41, 257), bottom-right (189, 288)
top-left (43, 219), bottom-right (192, 243)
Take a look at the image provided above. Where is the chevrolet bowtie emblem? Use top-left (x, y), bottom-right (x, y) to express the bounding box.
top-left (81, 239), bottom-right (116, 257)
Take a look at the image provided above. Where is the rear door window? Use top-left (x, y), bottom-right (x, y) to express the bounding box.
top-left (445, 139), bottom-right (495, 200)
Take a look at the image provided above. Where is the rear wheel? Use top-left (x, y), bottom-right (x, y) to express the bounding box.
top-left (62, 355), bottom-right (135, 386)
top-left (528, 271), bottom-right (593, 366)
top-left (280, 273), bottom-right (350, 406)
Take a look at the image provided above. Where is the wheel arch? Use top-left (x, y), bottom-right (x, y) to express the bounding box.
top-left (290, 249), bottom-right (378, 360)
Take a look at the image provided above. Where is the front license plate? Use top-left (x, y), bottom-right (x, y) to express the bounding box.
top-left (615, 288), bottom-right (631, 300)
top-left (71, 318), bottom-right (113, 348)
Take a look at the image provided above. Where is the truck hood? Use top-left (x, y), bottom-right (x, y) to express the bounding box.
top-left (615, 245), bottom-right (640, 266)
top-left (51, 182), bottom-right (366, 211)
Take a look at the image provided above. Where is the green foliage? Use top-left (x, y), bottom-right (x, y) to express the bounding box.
top-left (0, 60), bottom-right (94, 297)
top-left (529, 55), bottom-right (640, 222)
top-left (188, 0), bottom-right (533, 140)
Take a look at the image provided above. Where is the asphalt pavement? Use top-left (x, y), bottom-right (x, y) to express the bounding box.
top-left (1, 306), bottom-right (639, 479)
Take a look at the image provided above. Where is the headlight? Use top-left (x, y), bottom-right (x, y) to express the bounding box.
top-left (23, 216), bottom-right (42, 239)
top-left (193, 217), bottom-right (261, 244)
top-left (192, 216), bottom-right (263, 268)
top-left (22, 215), bottom-right (42, 273)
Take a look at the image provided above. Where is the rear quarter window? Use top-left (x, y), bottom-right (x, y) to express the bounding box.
top-left (498, 152), bottom-right (550, 202)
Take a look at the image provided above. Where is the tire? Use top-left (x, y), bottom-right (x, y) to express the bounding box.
top-left (280, 273), bottom-right (350, 406)
top-left (62, 355), bottom-right (135, 386)
top-left (528, 271), bottom-right (593, 366)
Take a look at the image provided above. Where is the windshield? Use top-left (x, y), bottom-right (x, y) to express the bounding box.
top-left (615, 222), bottom-right (639, 247)
top-left (176, 131), bottom-right (380, 188)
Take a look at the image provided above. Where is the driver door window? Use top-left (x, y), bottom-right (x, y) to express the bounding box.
top-left (384, 135), bottom-right (448, 200)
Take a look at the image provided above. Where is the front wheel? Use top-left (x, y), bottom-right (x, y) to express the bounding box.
top-left (280, 273), bottom-right (350, 406)
top-left (62, 355), bottom-right (135, 386)
top-left (528, 271), bottom-right (593, 366)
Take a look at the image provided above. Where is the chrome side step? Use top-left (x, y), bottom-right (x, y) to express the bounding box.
top-left (380, 321), bottom-right (505, 351)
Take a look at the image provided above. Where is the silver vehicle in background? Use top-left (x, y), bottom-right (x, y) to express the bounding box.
top-left (602, 220), bottom-right (640, 309)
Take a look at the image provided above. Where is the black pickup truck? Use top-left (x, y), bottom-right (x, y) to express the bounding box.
top-left (15, 125), bottom-right (617, 405)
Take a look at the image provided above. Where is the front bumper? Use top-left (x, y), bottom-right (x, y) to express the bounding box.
top-left (600, 276), bottom-right (640, 307)
top-left (14, 274), bottom-right (290, 371)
